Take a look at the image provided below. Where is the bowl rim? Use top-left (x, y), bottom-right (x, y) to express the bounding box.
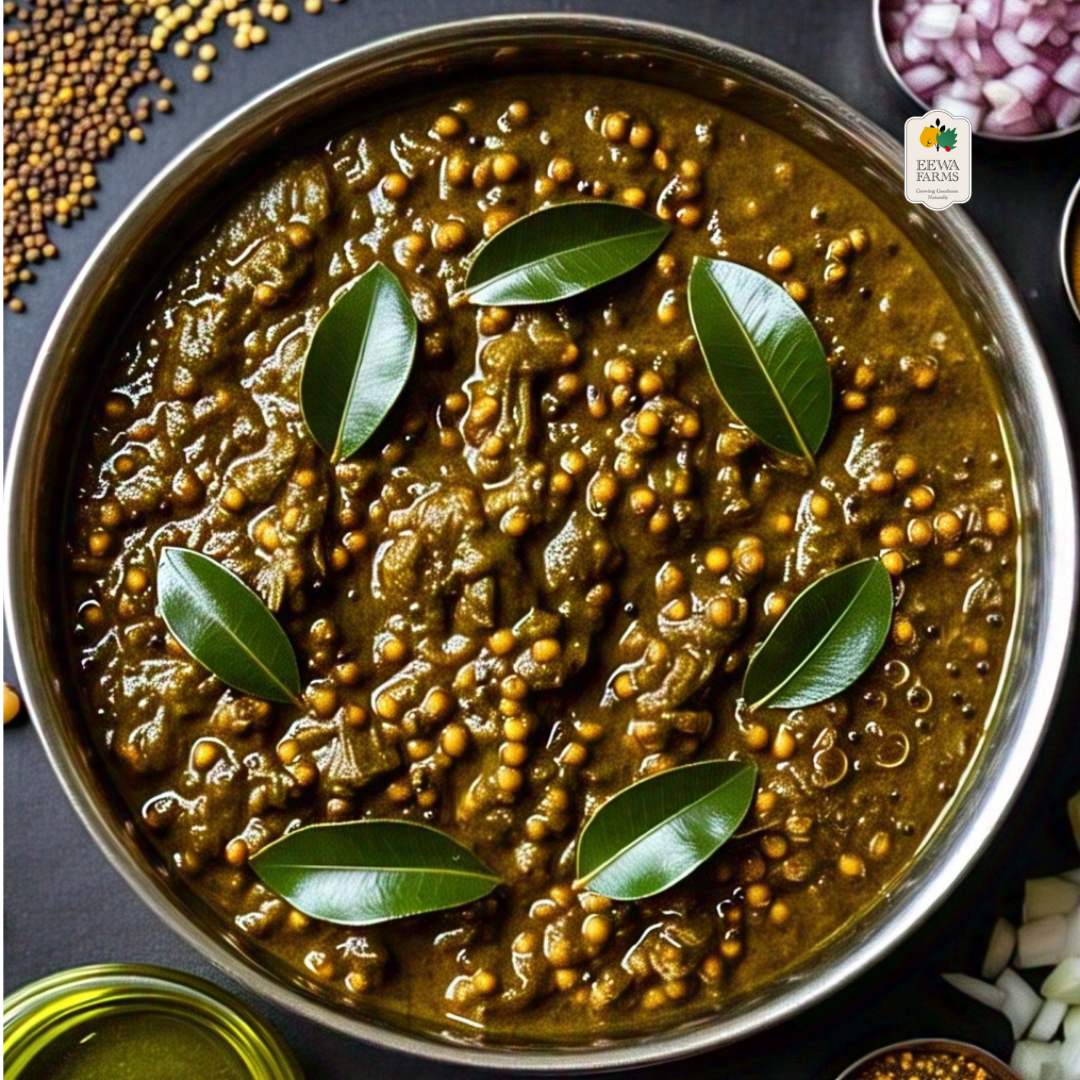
top-left (1061, 176), bottom-right (1080, 321)
top-left (3, 963), bottom-right (305, 1080)
top-left (5, 12), bottom-right (1078, 1073)
top-left (870, 0), bottom-right (1080, 144)
top-left (832, 1039), bottom-right (1018, 1080)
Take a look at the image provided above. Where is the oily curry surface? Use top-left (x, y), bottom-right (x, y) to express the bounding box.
top-left (66, 75), bottom-right (1017, 1043)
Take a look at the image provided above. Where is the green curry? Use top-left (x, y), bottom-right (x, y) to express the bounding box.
top-left (66, 74), bottom-right (1018, 1043)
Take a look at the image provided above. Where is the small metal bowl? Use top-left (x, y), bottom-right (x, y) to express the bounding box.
top-left (872, 0), bottom-right (1080, 143)
top-left (5, 12), bottom-right (1078, 1073)
top-left (1061, 177), bottom-right (1080, 321)
top-left (836, 1039), bottom-right (1019, 1080)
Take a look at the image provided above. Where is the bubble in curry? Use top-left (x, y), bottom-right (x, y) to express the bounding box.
top-left (67, 75), bottom-right (1018, 1043)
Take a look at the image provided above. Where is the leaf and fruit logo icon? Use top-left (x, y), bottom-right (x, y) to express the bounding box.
top-left (919, 118), bottom-right (958, 152)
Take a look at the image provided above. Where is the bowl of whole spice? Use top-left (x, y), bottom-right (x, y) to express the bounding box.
top-left (1, 0), bottom-right (345, 313)
top-left (836, 1040), bottom-right (1021, 1080)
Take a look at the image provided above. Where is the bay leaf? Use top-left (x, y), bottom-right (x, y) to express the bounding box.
top-left (465, 201), bottom-right (671, 306)
top-left (249, 819), bottom-right (501, 925)
top-left (299, 261), bottom-right (417, 464)
top-left (574, 760), bottom-right (757, 901)
top-left (157, 547), bottom-right (301, 705)
top-left (688, 256), bottom-right (832, 461)
top-left (743, 557), bottom-right (894, 712)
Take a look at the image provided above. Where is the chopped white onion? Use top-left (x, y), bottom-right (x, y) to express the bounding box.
top-left (1019, 915), bottom-right (1070, 969)
top-left (944, 970), bottom-right (1010, 1010)
top-left (1064, 905), bottom-right (1080, 958)
top-left (1012, 1041), bottom-right (1065, 1080)
top-left (985, 917), bottom-right (1019, 979)
top-left (1001, 967), bottom-right (1048, 1039)
top-left (1066, 1004), bottom-right (1080, 1040)
top-left (1030, 998), bottom-right (1070, 1041)
top-left (1059, 1039), bottom-right (1080, 1080)
top-left (1026, 877), bottom-right (1080, 921)
top-left (1043, 958), bottom-right (1080, 1004)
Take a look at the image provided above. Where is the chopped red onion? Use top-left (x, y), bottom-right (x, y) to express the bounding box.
top-left (1054, 52), bottom-right (1080, 90)
top-left (906, 30), bottom-right (938, 61)
top-left (1005, 62), bottom-right (1054, 98)
top-left (907, 61), bottom-right (952, 91)
top-left (996, 27), bottom-right (1040, 64)
top-left (881, 0), bottom-right (1080, 134)
top-left (1020, 12), bottom-right (1058, 41)
top-left (914, 3), bottom-right (964, 37)
top-left (933, 89), bottom-right (989, 123)
top-left (1003, 0), bottom-right (1033, 30)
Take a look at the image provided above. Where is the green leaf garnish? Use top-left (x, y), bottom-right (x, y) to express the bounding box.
top-left (574, 760), bottom-right (757, 901)
top-left (688, 256), bottom-right (832, 462)
top-left (464, 201), bottom-right (671, 306)
top-left (157, 547), bottom-right (302, 706)
top-left (743, 557), bottom-right (894, 712)
top-left (299, 261), bottom-right (418, 464)
top-left (249, 819), bottom-right (501, 925)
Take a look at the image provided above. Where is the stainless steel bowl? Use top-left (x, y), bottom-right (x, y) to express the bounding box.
top-left (5, 14), bottom-right (1077, 1072)
top-left (871, 0), bottom-right (1080, 143)
top-left (835, 1039), bottom-right (1019, 1080)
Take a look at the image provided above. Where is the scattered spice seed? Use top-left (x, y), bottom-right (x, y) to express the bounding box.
top-left (3, 683), bottom-right (21, 724)
top-left (2, 0), bottom-right (343, 311)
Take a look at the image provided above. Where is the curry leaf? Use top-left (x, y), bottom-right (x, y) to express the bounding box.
top-left (464, 201), bottom-right (671, 306)
top-left (688, 256), bottom-right (832, 462)
top-left (574, 760), bottom-right (757, 901)
top-left (157, 547), bottom-right (302, 705)
top-left (299, 261), bottom-right (417, 464)
top-left (743, 557), bottom-right (894, 712)
top-left (249, 820), bottom-right (501, 925)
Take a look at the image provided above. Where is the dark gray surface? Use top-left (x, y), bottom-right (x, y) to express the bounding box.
top-left (4, 1), bottom-right (1080, 1077)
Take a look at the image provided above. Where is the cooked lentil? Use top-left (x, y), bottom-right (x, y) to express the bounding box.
top-left (66, 76), bottom-right (1018, 1042)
